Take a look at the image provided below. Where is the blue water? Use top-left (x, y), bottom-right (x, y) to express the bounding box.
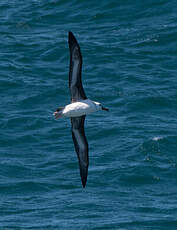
top-left (1, 0), bottom-right (177, 229)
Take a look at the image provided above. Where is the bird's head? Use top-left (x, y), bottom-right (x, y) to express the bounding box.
top-left (94, 101), bottom-right (109, 112)
top-left (53, 107), bottom-right (64, 119)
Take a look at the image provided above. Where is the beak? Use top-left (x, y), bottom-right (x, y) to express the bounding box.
top-left (102, 106), bottom-right (109, 112)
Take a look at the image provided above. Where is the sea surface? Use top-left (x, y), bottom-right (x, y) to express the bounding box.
top-left (0, 0), bottom-right (177, 229)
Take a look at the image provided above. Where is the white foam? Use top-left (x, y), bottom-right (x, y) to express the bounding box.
top-left (152, 136), bottom-right (163, 141)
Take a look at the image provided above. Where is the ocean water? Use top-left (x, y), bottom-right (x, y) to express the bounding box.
top-left (0, 0), bottom-right (177, 229)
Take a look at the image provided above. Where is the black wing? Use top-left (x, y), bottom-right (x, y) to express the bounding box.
top-left (68, 31), bottom-right (87, 102)
top-left (71, 115), bottom-right (89, 188)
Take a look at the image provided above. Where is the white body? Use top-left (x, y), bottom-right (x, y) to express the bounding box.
top-left (62, 99), bottom-right (101, 117)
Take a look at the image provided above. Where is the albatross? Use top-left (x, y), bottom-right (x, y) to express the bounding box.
top-left (53, 31), bottom-right (109, 187)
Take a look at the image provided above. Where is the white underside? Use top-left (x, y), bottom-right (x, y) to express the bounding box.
top-left (62, 99), bottom-right (100, 117)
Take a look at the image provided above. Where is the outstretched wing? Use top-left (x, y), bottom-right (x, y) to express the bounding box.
top-left (68, 31), bottom-right (87, 102)
top-left (71, 115), bottom-right (89, 188)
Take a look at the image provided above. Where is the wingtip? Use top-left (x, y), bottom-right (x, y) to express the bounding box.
top-left (80, 167), bottom-right (88, 188)
top-left (68, 31), bottom-right (73, 37)
top-left (68, 31), bottom-right (78, 45)
top-left (68, 31), bottom-right (74, 40)
top-left (81, 178), bottom-right (87, 188)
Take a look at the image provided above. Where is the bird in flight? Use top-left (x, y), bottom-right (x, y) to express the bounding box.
top-left (54, 31), bottom-right (109, 187)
